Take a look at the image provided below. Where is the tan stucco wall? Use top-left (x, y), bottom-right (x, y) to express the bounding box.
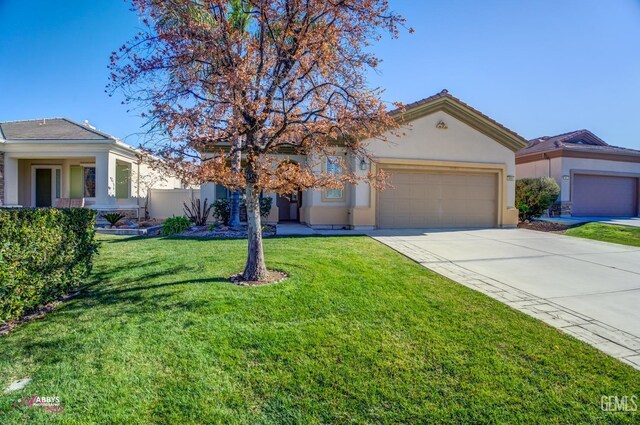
top-left (300, 206), bottom-right (350, 227)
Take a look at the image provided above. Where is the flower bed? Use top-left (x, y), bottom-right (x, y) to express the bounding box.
top-left (179, 224), bottom-right (277, 238)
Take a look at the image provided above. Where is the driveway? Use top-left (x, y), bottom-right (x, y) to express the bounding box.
top-left (370, 228), bottom-right (640, 369)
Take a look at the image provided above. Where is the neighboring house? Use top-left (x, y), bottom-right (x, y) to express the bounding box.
top-left (0, 118), bottom-right (182, 216)
top-left (516, 129), bottom-right (640, 217)
top-left (202, 90), bottom-right (527, 229)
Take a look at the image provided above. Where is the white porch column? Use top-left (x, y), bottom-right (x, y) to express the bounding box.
top-left (61, 159), bottom-right (70, 198)
top-left (3, 154), bottom-right (20, 206)
top-left (94, 151), bottom-right (113, 208)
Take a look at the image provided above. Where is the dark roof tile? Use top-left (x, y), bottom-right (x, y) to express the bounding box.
top-left (517, 129), bottom-right (640, 157)
top-left (0, 118), bottom-right (115, 140)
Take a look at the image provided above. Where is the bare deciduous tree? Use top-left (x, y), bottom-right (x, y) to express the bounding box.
top-left (109, 0), bottom-right (407, 281)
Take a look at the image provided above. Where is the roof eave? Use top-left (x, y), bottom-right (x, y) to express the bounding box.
top-left (516, 148), bottom-right (640, 164)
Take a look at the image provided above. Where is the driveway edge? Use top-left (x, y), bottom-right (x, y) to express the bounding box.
top-left (372, 235), bottom-right (640, 371)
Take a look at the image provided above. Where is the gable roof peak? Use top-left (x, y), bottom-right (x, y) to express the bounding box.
top-left (388, 90), bottom-right (527, 152)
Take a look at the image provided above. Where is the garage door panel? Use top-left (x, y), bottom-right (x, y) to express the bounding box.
top-left (378, 170), bottom-right (498, 229)
top-left (573, 174), bottom-right (638, 217)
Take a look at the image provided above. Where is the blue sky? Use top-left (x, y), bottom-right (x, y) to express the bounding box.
top-left (1, 0), bottom-right (639, 148)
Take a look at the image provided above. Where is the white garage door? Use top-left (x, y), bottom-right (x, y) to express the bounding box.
top-left (377, 170), bottom-right (498, 229)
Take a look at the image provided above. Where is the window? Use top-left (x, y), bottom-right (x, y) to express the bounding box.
top-left (116, 163), bottom-right (131, 199)
top-left (215, 184), bottom-right (229, 200)
top-left (83, 167), bottom-right (96, 198)
top-left (323, 156), bottom-right (344, 201)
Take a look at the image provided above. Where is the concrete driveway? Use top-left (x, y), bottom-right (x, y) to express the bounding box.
top-left (370, 228), bottom-right (640, 369)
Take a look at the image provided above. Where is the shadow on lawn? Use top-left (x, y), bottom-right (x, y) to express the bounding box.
top-left (50, 255), bottom-right (235, 323)
top-left (102, 233), bottom-right (363, 243)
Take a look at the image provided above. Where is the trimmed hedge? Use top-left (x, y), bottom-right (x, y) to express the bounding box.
top-left (516, 177), bottom-right (561, 221)
top-left (0, 208), bottom-right (99, 323)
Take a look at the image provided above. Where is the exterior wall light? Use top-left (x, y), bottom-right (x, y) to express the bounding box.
top-left (359, 159), bottom-right (368, 171)
top-left (506, 175), bottom-right (515, 181)
top-left (562, 175), bottom-right (570, 180)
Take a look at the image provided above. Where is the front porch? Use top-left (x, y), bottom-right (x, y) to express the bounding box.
top-left (2, 152), bottom-right (141, 213)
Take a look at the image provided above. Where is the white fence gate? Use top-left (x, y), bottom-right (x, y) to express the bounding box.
top-left (149, 188), bottom-right (201, 220)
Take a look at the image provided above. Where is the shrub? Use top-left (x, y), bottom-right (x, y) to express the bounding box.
top-left (101, 212), bottom-right (126, 227)
top-left (183, 198), bottom-right (212, 226)
top-left (161, 215), bottom-right (192, 235)
top-left (0, 208), bottom-right (98, 324)
top-left (516, 177), bottom-right (560, 221)
top-left (212, 199), bottom-right (231, 225)
top-left (212, 196), bottom-right (273, 225)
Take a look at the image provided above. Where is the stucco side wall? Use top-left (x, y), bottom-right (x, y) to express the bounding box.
top-left (300, 206), bottom-right (350, 228)
top-left (516, 157), bottom-right (563, 196)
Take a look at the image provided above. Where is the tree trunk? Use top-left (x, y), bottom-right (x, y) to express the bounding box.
top-left (229, 149), bottom-right (241, 227)
top-left (242, 182), bottom-right (268, 281)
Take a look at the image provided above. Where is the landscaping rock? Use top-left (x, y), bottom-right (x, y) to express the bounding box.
top-left (178, 224), bottom-right (276, 239)
top-left (5, 378), bottom-right (30, 393)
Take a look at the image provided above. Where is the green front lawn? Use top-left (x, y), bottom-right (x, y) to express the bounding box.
top-left (1, 235), bottom-right (638, 423)
top-left (566, 222), bottom-right (640, 247)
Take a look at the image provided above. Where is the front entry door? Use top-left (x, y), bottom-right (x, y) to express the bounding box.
top-left (277, 192), bottom-right (301, 222)
top-left (35, 168), bottom-right (53, 207)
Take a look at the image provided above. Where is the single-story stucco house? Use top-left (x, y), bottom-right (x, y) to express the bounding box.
top-left (0, 118), bottom-right (182, 215)
top-left (202, 90), bottom-right (528, 229)
top-left (516, 129), bottom-right (640, 217)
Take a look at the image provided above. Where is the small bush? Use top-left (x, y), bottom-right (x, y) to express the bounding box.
top-left (212, 199), bottom-right (231, 225)
top-left (161, 215), bottom-right (192, 235)
top-left (183, 198), bottom-right (212, 226)
top-left (0, 208), bottom-right (98, 323)
top-left (101, 212), bottom-right (126, 227)
top-left (516, 177), bottom-right (560, 221)
top-left (212, 196), bottom-right (273, 225)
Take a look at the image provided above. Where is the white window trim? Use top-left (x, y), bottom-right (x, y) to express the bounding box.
top-left (322, 156), bottom-right (345, 202)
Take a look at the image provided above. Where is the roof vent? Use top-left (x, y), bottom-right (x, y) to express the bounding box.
top-left (38, 118), bottom-right (46, 126)
top-left (83, 120), bottom-right (97, 130)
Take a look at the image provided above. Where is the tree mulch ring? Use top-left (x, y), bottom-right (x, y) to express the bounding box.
top-left (518, 221), bottom-right (570, 233)
top-left (230, 270), bottom-right (288, 286)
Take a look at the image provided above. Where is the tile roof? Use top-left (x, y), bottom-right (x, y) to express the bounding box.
top-left (0, 118), bottom-right (115, 140)
top-left (517, 129), bottom-right (640, 158)
top-left (389, 89), bottom-right (527, 145)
